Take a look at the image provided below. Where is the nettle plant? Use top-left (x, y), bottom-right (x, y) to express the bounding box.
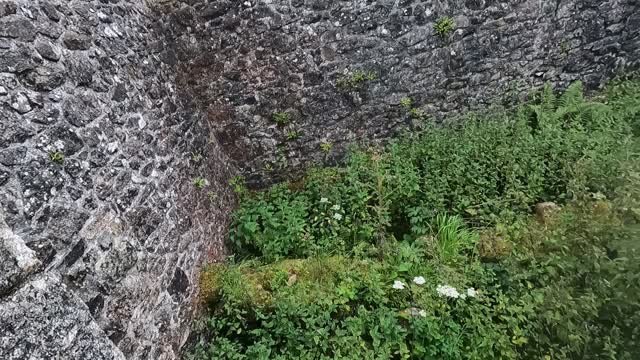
top-left (190, 79), bottom-right (640, 360)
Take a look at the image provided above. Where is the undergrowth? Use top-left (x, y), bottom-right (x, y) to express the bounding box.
top-left (188, 80), bottom-right (640, 359)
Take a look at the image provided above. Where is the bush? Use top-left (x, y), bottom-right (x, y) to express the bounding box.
top-left (190, 79), bottom-right (640, 359)
top-left (230, 81), bottom-right (638, 261)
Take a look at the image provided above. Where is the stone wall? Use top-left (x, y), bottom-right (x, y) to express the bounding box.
top-left (1, 0), bottom-right (639, 359)
top-left (0, 0), bottom-right (236, 359)
top-left (171, 0), bottom-right (640, 187)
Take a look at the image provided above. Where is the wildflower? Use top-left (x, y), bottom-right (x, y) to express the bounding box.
top-left (413, 276), bottom-right (426, 285)
top-left (320, 197), bottom-right (329, 203)
top-left (466, 288), bottom-right (478, 298)
top-left (436, 284), bottom-right (460, 299)
top-left (392, 280), bottom-right (406, 290)
top-left (418, 309), bottom-right (427, 317)
top-left (331, 204), bottom-right (341, 211)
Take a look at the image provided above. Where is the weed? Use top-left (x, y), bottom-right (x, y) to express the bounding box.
top-left (230, 175), bottom-right (247, 196)
top-left (48, 151), bottom-right (64, 164)
top-left (193, 177), bottom-right (206, 189)
top-left (286, 130), bottom-right (300, 141)
top-left (336, 70), bottom-right (377, 90)
top-left (272, 112), bottom-right (291, 125)
top-left (191, 151), bottom-right (203, 163)
top-left (400, 97), bottom-right (413, 108)
top-left (320, 142), bottom-right (333, 153)
top-left (434, 16), bottom-right (455, 38)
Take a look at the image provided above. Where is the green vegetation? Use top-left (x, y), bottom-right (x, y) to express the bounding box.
top-left (189, 80), bottom-right (640, 359)
top-left (434, 16), bottom-right (456, 38)
top-left (319, 142), bottom-right (333, 153)
top-left (48, 151), bottom-right (64, 164)
top-left (192, 150), bottom-right (204, 163)
top-left (286, 130), bottom-right (300, 141)
top-left (194, 177), bottom-right (206, 189)
top-left (336, 70), bottom-right (377, 90)
top-left (272, 112), bottom-right (291, 126)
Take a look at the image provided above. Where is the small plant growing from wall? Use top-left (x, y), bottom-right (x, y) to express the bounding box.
top-left (272, 112), bottom-right (291, 126)
top-left (434, 16), bottom-right (455, 38)
top-left (49, 151), bottom-right (64, 164)
top-left (400, 97), bottom-right (413, 109)
top-left (193, 177), bottom-right (206, 189)
top-left (336, 70), bottom-right (377, 90)
top-left (409, 107), bottom-right (426, 119)
top-left (191, 150), bottom-right (203, 163)
top-left (230, 175), bottom-right (247, 195)
top-left (320, 142), bottom-right (333, 153)
top-left (286, 130), bottom-right (300, 141)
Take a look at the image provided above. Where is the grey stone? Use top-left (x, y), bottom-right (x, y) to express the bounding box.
top-left (0, 44), bottom-right (42, 73)
top-left (62, 31), bottom-right (92, 50)
top-left (0, 146), bottom-right (27, 165)
top-left (0, 15), bottom-right (36, 42)
top-left (35, 39), bottom-right (60, 61)
top-left (40, 1), bottom-right (60, 22)
top-left (0, 1), bottom-right (17, 17)
top-left (0, 274), bottom-right (126, 360)
top-left (20, 65), bottom-right (66, 91)
top-left (9, 92), bottom-right (31, 114)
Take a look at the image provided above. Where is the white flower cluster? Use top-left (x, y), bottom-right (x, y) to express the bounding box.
top-left (393, 276), bottom-right (426, 290)
top-left (436, 285), bottom-right (479, 299)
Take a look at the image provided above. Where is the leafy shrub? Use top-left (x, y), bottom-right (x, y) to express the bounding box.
top-left (192, 198), bottom-right (640, 359)
top-left (230, 81), bottom-right (638, 260)
top-left (190, 79), bottom-right (640, 359)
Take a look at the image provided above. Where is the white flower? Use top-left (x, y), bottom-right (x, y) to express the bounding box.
top-left (331, 204), bottom-right (341, 211)
top-left (320, 197), bottom-right (329, 203)
top-left (436, 284), bottom-right (461, 299)
top-left (392, 280), bottom-right (406, 290)
top-left (413, 276), bottom-right (426, 285)
top-left (333, 213), bottom-right (343, 220)
top-left (466, 288), bottom-right (478, 298)
top-left (418, 309), bottom-right (427, 317)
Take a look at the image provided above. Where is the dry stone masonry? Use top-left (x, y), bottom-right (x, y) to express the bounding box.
top-left (0, 0), bottom-right (638, 359)
top-left (169, 0), bottom-right (640, 187)
top-left (0, 0), bottom-right (236, 359)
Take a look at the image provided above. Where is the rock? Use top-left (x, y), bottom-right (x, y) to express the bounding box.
top-left (0, 210), bottom-right (42, 295)
top-left (0, 44), bottom-right (42, 73)
top-left (111, 83), bottom-right (127, 102)
top-left (0, 274), bottom-right (127, 360)
top-left (535, 202), bottom-right (561, 224)
top-left (0, 146), bottom-right (27, 165)
top-left (35, 40), bottom-right (61, 61)
top-left (0, 166), bottom-right (9, 186)
top-left (0, 1), bottom-right (17, 17)
top-left (0, 15), bottom-right (36, 42)
top-left (9, 92), bottom-right (31, 114)
top-left (20, 65), bottom-right (66, 91)
top-left (62, 31), bottom-right (92, 50)
top-left (40, 1), bottom-right (60, 22)
top-left (287, 273), bottom-right (297, 286)
top-left (168, 267), bottom-right (189, 297)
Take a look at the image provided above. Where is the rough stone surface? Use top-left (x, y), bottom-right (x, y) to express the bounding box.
top-left (0, 1), bottom-right (236, 359)
top-left (166, 0), bottom-right (640, 187)
top-left (0, 0), bottom-right (638, 359)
